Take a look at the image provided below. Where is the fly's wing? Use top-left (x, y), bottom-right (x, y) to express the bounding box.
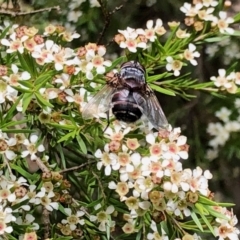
top-left (133, 85), bottom-right (169, 130)
top-left (82, 85), bottom-right (116, 119)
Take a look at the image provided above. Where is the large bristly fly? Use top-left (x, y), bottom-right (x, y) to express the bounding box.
top-left (82, 61), bottom-right (168, 130)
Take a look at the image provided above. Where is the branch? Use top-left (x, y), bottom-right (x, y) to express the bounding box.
top-left (0, 5), bottom-right (60, 17)
top-left (97, 1), bottom-right (123, 45)
top-left (42, 208), bottom-right (50, 240)
top-left (92, 170), bottom-right (106, 200)
top-left (35, 157), bottom-right (50, 173)
top-left (59, 160), bottom-right (97, 174)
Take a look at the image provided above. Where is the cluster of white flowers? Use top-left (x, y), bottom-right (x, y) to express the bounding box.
top-left (67, 0), bottom-right (100, 24)
top-left (0, 25), bottom-right (111, 78)
top-left (0, 170), bottom-right (81, 238)
top-left (0, 24), bottom-right (112, 114)
top-left (93, 121), bottom-right (239, 238)
top-left (0, 174), bottom-right (48, 235)
top-left (180, 1), bottom-right (234, 34)
top-left (114, 19), bottom-right (166, 53)
top-left (0, 130), bottom-right (46, 162)
top-left (206, 37), bottom-right (240, 65)
top-left (207, 100), bottom-right (240, 160)
top-left (210, 69), bottom-right (240, 94)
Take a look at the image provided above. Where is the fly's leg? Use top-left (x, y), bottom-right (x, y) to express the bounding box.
top-left (103, 110), bottom-right (110, 133)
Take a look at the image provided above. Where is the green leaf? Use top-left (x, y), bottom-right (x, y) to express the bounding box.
top-left (87, 198), bottom-right (103, 208)
top-left (195, 203), bottom-right (209, 215)
top-left (55, 237), bottom-right (73, 240)
top-left (149, 83), bottom-right (176, 96)
top-left (190, 211), bottom-right (203, 231)
top-left (2, 129), bottom-right (34, 133)
top-left (199, 212), bottom-right (215, 236)
top-left (198, 195), bottom-right (218, 206)
top-left (106, 56), bottom-right (126, 72)
top-left (147, 72), bottom-right (172, 83)
top-left (35, 70), bottom-right (56, 87)
top-left (48, 123), bottom-right (76, 130)
top-left (204, 36), bottom-right (229, 43)
top-left (13, 85), bottom-right (33, 93)
top-left (35, 92), bottom-right (54, 107)
top-left (217, 202), bottom-right (235, 207)
top-left (6, 234), bottom-right (18, 240)
top-left (10, 164), bottom-right (40, 181)
top-left (17, 51), bottom-right (36, 77)
top-left (1, 120), bottom-right (28, 128)
top-left (3, 96), bottom-right (22, 121)
top-left (164, 26), bottom-right (179, 50)
top-left (17, 80), bottom-right (33, 89)
top-left (0, 25), bottom-right (11, 39)
top-left (154, 38), bottom-right (166, 54)
top-left (76, 134), bottom-right (87, 154)
top-left (204, 205), bottom-right (230, 221)
top-left (22, 92), bottom-right (33, 112)
top-left (58, 130), bottom-right (76, 143)
top-left (136, 231), bottom-right (142, 240)
top-left (57, 144), bottom-right (67, 169)
top-left (228, 30), bottom-right (240, 36)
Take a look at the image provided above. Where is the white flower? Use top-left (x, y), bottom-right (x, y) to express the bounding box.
top-left (86, 46), bottom-right (112, 75)
top-left (166, 57), bottom-right (183, 76)
top-left (1, 32), bottom-right (28, 54)
top-left (95, 144), bottom-right (119, 176)
top-left (211, 11), bottom-right (234, 34)
top-left (61, 208), bottom-right (85, 230)
top-left (202, 0), bottom-right (218, 7)
top-left (118, 27), bottom-right (147, 52)
top-left (210, 69), bottom-right (233, 89)
top-left (180, 2), bottom-right (202, 17)
top-left (215, 107), bottom-right (231, 122)
top-left (96, 206), bottom-right (115, 231)
top-left (67, 11), bottom-right (83, 23)
top-left (89, 0), bottom-right (100, 7)
top-left (183, 43), bottom-right (200, 66)
top-left (21, 135), bottom-right (45, 160)
top-left (35, 187), bottom-right (59, 211)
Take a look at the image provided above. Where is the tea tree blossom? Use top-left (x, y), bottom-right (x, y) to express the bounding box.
top-left (176, 29), bottom-right (190, 38)
top-left (118, 27), bottom-right (147, 53)
top-left (180, 3), bottom-right (203, 17)
top-left (202, 0), bottom-right (218, 7)
top-left (0, 205), bottom-right (16, 235)
top-left (142, 19), bottom-right (166, 42)
top-left (35, 187), bottom-right (59, 211)
top-left (1, 32), bottom-right (28, 54)
top-left (21, 135), bottom-right (45, 160)
top-left (183, 44), bottom-right (200, 66)
top-left (210, 69), bottom-right (236, 92)
top-left (91, 205), bottom-right (115, 231)
top-left (211, 11), bottom-right (234, 34)
top-left (215, 107), bottom-right (231, 122)
top-left (85, 46), bottom-right (112, 75)
top-left (61, 208), bottom-right (85, 230)
top-left (207, 103), bottom-right (240, 160)
top-left (166, 57), bottom-right (183, 76)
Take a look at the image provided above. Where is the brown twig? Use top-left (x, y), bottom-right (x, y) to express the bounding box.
top-left (0, 5), bottom-right (60, 17)
top-left (34, 157), bottom-right (50, 240)
top-left (42, 208), bottom-right (50, 240)
top-left (35, 157), bottom-right (50, 173)
top-left (97, 0), bottom-right (123, 45)
top-left (59, 160), bottom-right (97, 174)
top-left (92, 170), bottom-right (106, 200)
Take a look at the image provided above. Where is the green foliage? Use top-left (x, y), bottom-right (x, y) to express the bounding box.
top-left (0, 0), bottom-right (239, 240)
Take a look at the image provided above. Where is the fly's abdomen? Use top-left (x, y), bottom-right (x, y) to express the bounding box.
top-left (112, 91), bottom-right (142, 123)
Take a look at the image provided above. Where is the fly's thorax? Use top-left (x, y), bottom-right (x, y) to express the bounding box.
top-left (120, 65), bottom-right (146, 88)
